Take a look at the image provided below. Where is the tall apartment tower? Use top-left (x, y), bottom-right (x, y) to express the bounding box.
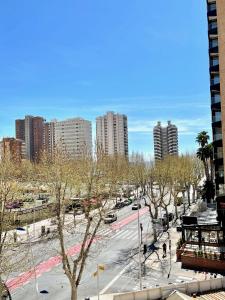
top-left (54, 118), bottom-right (92, 157)
top-left (206, 0), bottom-right (225, 193)
top-left (16, 115), bottom-right (45, 161)
top-left (44, 122), bottom-right (55, 156)
top-left (96, 112), bottom-right (128, 157)
top-left (153, 121), bottom-right (178, 160)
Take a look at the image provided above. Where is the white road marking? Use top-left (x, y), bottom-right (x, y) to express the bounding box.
top-left (100, 261), bottom-right (134, 294)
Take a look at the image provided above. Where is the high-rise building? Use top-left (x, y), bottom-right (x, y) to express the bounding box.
top-left (54, 118), bottom-right (92, 157)
top-left (0, 138), bottom-right (22, 162)
top-left (16, 115), bottom-right (45, 161)
top-left (44, 122), bottom-right (55, 156)
top-left (153, 121), bottom-right (178, 160)
top-left (96, 111), bottom-right (128, 157)
top-left (15, 119), bottom-right (25, 141)
top-left (206, 0), bottom-right (225, 194)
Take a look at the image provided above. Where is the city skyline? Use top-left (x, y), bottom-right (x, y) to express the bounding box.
top-left (0, 0), bottom-right (211, 157)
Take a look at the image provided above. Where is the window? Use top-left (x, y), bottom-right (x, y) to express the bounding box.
top-left (209, 20), bottom-right (217, 30)
top-left (211, 74), bottom-right (220, 85)
top-left (208, 2), bottom-right (216, 11)
top-left (209, 38), bottom-right (218, 48)
top-left (212, 111), bottom-right (221, 122)
top-left (211, 93), bottom-right (221, 104)
top-left (210, 56), bottom-right (219, 67)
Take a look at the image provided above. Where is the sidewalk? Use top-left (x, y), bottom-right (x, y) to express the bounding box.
top-left (144, 226), bottom-right (206, 285)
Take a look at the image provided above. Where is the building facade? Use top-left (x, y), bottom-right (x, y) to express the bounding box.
top-left (96, 112), bottom-right (128, 157)
top-left (44, 122), bottom-right (55, 156)
top-left (207, 0), bottom-right (225, 194)
top-left (153, 121), bottom-right (178, 160)
top-left (54, 118), bottom-right (92, 157)
top-left (0, 138), bottom-right (22, 162)
top-left (15, 119), bottom-right (25, 141)
top-left (16, 115), bottom-right (45, 161)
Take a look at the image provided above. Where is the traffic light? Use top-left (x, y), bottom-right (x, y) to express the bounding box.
top-left (143, 244), bottom-right (147, 254)
top-left (140, 223), bottom-right (143, 231)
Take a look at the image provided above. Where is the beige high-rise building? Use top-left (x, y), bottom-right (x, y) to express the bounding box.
top-left (207, 0), bottom-right (225, 193)
top-left (54, 118), bottom-right (92, 157)
top-left (96, 112), bottom-right (128, 157)
top-left (153, 121), bottom-right (178, 160)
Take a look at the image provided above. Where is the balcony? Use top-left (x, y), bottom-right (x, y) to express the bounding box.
top-left (211, 94), bottom-right (221, 104)
top-left (207, 9), bottom-right (217, 17)
top-left (210, 64), bottom-right (219, 73)
top-left (214, 133), bottom-right (222, 141)
top-left (208, 20), bottom-right (218, 36)
top-left (212, 114), bottom-right (221, 123)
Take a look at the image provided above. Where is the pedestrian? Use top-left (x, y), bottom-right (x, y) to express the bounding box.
top-left (163, 242), bottom-right (167, 257)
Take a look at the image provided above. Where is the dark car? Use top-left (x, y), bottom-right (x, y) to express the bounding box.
top-left (114, 202), bottom-right (124, 209)
top-left (123, 199), bottom-right (132, 206)
top-left (132, 203), bottom-right (141, 210)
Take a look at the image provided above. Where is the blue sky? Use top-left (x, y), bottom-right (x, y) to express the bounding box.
top-left (0, 0), bottom-right (211, 157)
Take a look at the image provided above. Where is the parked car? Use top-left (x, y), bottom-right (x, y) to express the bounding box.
top-left (123, 199), bottom-right (132, 206)
top-left (114, 202), bottom-right (124, 209)
top-left (6, 201), bottom-right (23, 209)
top-left (132, 203), bottom-right (141, 210)
top-left (104, 212), bottom-right (117, 224)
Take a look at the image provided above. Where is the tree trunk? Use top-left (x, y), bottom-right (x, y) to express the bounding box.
top-left (71, 285), bottom-right (77, 300)
top-left (187, 186), bottom-right (191, 207)
top-left (174, 198), bottom-right (178, 220)
top-left (192, 188), bottom-right (196, 203)
top-left (204, 161), bottom-right (210, 181)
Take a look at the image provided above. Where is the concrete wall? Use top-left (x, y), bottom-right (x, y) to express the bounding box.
top-left (113, 278), bottom-right (225, 300)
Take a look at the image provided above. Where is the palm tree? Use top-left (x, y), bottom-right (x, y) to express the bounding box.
top-left (196, 131), bottom-right (213, 181)
top-left (196, 147), bottom-right (210, 181)
top-left (196, 131), bottom-right (210, 148)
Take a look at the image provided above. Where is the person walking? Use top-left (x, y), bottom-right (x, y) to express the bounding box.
top-left (162, 242), bottom-right (167, 257)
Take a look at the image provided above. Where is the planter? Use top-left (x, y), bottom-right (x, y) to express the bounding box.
top-left (181, 253), bottom-right (225, 273)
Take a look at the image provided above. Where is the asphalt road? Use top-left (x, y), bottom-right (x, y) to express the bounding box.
top-left (10, 200), bottom-right (155, 300)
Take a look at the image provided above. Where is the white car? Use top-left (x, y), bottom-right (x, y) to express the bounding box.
top-left (104, 212), bottom-right (117, 224)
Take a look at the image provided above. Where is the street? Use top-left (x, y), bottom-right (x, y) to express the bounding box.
top-left (9, 200), bottom-right (201, 300)
top-left (10, 201), bottom-right (152, 299)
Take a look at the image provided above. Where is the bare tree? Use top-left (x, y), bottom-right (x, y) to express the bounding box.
top-left (38, 149), bottom-right (113, 300)
top-left (0, 155), bottom-right (31, 297)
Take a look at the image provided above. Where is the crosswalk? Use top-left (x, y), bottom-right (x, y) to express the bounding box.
top-left (97, 227), bottom-right (140, 241)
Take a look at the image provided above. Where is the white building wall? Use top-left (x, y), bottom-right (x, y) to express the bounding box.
top-left (54, 118), bottom-right (92, 157)
top-left (96, 112), bottom-right (128, 156)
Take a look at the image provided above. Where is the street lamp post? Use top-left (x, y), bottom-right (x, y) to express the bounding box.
top-left (137, 197), bottom-right (143, 290)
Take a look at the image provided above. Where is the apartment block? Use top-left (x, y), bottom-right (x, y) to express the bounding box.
top-left (0, 138), bottom-right (22, 162)
top-left (153, 121), bottom-right (178, 160)
top-left (16, 115), bottom-right (45, 161)
top-left (54, 118), bottom-right (92, 157)
top-left (207, 0), bottom-right (225, 193)
top-left (96, 112), bottom-right (128, 157)
top-left (44, 122), bottom-right (55, 156)
top-left (15, 119), bottom-right (25, 141)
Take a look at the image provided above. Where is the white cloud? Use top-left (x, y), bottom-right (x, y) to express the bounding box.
top-left (128, 117), bottom-right (211, 136)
